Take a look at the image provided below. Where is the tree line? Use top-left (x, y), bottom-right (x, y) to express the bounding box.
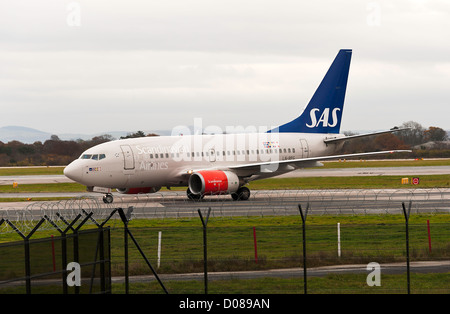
top-left (338, 121), bottom-right (450, 158)
top-left (0, 122), bottom-right (448, 167)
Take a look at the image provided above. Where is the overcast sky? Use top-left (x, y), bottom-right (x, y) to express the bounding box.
top-left (1, 0), bottom-right (449, 136)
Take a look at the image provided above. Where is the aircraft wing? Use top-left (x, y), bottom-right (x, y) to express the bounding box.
top-left (171, 149), bottom-right (411, 183)
top-left (226, 149), bottom-right (412, 176)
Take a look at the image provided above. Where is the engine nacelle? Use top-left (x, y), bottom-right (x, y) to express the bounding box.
top-left (116, 187), bottom-right (161, 194)
top-left (189, 170), bottom-right (240, 195)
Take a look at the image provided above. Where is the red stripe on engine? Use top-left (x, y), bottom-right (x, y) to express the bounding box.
top-left (198, 170), bottom-right (229, 194)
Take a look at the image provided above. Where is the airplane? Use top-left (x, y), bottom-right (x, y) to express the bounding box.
top-left (64, 49), bottom-right (410, 204)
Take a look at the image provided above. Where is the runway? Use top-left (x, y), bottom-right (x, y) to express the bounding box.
top-left (1, 165), bottom-right (450, 186)
top-left (279, 165), bottom-right (450, 177)
top-left (1, 188), bottom-right (448, 223)
top-left (1, 165), bottom-right (449, 219)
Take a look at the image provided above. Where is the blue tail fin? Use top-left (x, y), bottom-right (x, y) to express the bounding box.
top-left (269, 49), bottom-right (352, 134)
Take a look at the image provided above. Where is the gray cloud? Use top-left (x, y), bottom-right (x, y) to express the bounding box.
top-left (0, 0), bottom-right (449, 135)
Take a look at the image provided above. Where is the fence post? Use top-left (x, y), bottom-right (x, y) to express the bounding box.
top-left (120, 208), bottom-right (130, 294)
top-left (157, 231), bottom-right (162, 269)
top-left (45, 214), bottom-right (81, 294)
top-left (6, 218), bottom-right (45, 294)
top-left (71, 212), bottom-right (94, 294)
top-left (198, 207), bottom-right (211, 295)
top-left (117, 207), bottom-right (168, 294)
top-left (253, 226), bottom-right (258, 264)
top-left (298, 203), bottom-right (310, 295)
top-left (57, 213), bottom-right (84, 294)
top-left (81, 208), bottom-right (117, 294)
top-left (337, 222), bottom-right (341, 258)
top-left (402, 201), bottom-right (412, 295)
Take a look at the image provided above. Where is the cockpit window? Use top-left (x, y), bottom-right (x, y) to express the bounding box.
top-left (80, 154), bottom-right (106, 160)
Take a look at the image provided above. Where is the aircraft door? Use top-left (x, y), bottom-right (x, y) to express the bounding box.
top-left (120, 145), bottom-right (135, 170)
top-left (299, 139), bottom-right (310, 158)
top-left (209, 149), bottom-right (216, 162)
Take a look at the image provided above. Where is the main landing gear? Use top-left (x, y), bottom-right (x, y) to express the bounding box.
top-left (186, 186), bottom-right (250, 201)
top-left (231, 186), bottom-right (250, 201)
top-left (103, 193), bottom-right (114, 204)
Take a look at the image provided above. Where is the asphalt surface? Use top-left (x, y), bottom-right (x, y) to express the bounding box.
top-left (1, 188), bottom-right (449, 218)
top-left (1, 165), bottom-right (450, 186)
top-left (111, 260), bottom-right (450, 284)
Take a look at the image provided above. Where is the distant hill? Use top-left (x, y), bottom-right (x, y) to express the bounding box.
top-left (0, 125), bottom-right (172, 144)
top-left (2, 125), bottom-right (449, 144)
top-left (0, 126), bottom-right (52, 143)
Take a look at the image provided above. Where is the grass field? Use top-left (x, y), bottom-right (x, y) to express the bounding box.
top-left (0, 174), bottom-right (448, 199)
top-left (1, 214), bottom-right (448, 294)
top-left (112, 272), bottom-right (450, 294)
top-left (0, 161), bottom-right (448, 294)
top-left (114, 214), bottom-right (449, 294)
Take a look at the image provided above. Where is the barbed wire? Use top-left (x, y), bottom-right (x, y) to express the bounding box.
top-left (0, 188), bottom-right (449, 234)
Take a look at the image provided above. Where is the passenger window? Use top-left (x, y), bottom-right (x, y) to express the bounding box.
top-left (292, 148), bottom-right (295, 153)
top-left (288, 148), bottom-right (291, 153)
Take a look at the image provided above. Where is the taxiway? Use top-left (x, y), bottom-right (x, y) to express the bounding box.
top-left (1, 165), bottom-right (450, 186)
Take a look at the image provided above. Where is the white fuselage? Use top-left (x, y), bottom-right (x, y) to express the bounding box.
top-left (64, 132), bottom-right (344, 190)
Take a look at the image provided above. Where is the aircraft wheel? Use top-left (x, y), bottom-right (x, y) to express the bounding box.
top-left (187, 188), bottom-right (203, 200)
top-left (103, 193), bottom-right (114, 204)
top-left (232, 187), bottom-right (250, 201)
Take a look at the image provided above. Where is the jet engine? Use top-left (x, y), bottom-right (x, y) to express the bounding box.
top-left (116, 187), bottom-right (161, 194)
top-left (188, 170), bottom-right (240, 195)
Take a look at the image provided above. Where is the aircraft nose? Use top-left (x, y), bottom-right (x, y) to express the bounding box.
top-left (64, 162), bottom-right (83, 183)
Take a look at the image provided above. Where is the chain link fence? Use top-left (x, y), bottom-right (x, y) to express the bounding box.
top-left (0, 189), bottom-right (448, 294)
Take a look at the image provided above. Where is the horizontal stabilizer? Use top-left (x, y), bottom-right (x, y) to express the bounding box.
top-left (323, 127), bottom-right (410, 144)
